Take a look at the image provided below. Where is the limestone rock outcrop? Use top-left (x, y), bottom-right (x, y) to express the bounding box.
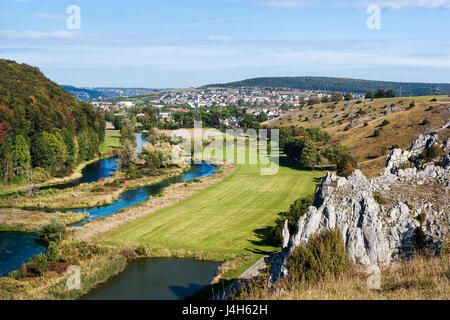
top-left (270, 134), bottom-right (449, 285)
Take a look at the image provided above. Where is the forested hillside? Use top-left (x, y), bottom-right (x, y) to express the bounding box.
top-left (206, 76), bottom-right (450, 96)
top-left (0, 59), bottom-right (105, 184)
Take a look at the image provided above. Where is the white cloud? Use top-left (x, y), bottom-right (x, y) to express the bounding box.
top-left (0, 30), bottom-right (75, 39)
top-left (262, 0), bottom-right (450, 9)
top-left (33, 13), bottom-right (66, 21)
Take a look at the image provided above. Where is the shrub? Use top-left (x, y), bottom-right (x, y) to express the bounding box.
top-left (272, 196), bottom-right (314, 244)
top-left (420, 119), bottom-right (431, 125)
top-left (32, 167), bottom-right (51, 183)
top-left (426, 144), bottom-right (442, 159)
top-left (414, 227), bottom-right (427, 250)
top-left (39, 216), bottom-right (66, 242)
top-left (29, 254), bottom-right (50, 275)
top-left (336, 154), bottom-right (357, 177)
top-left (373, 129), bottom-right (381, 137)
top-left (135, 243), bottom-right (147, 256)
top-left (380, 119), bottom-right (391, 127)
top-left (9, 264), bottom-right (28, 279)
top-left (286, 229), bottom-right (349, 284)
top-left (416, 213), bottom-right (427, 226)
top-left (373, 192), bottom-right (386, 204)
top-left (122, 248), bottom-right (137, 262)
top-left (46, 241), bottom-right (61, 262)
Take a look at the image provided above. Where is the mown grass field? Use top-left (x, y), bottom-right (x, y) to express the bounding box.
top-left (98, 157), bottom-right (322, 267)
top-left (99, 129), bottom-right (121, 154)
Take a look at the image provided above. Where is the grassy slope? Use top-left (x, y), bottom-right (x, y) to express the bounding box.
top-left (264, 95), bottom-right (450, 177)
top-left (98, 160), bottom-right (321, 263)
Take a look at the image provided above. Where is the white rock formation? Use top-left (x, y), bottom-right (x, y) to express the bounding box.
top-left (270, 134), bottom-right (449, 285)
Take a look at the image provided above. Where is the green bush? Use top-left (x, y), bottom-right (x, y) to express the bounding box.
top-left (286, 229), bottom-right (349, 284)
top-left (135, 243), bottom-right (147, 256)
top-left (39, 216), bottom-right (66, 242)
top-left (380, 119), bottom-right (391, 127)
top-left (373, 129), bottom-right (381, 137)
top-left (414, 227), bottom-right (427, 250)
top-left (46, 241), bottom-right (61, 262)
top-left (272, 196), bottom-right (313, 244)
top-left (420, 119), bottom-right (431, 125)
top-left (416, 213), bottom-right (427, 226)
top-left (30, 253), bottom-right (50, 275)
top-left (426, 144), bottom-right (442, 159)
top-left (373, 192), bottom-right (386, 204)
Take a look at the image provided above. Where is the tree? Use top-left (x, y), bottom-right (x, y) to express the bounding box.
top-left (284, 138), bottom-right (306, 162)
top-left (256, 112), bottom-right (268, 123)
top-left (386, 89), bottom-right (396, 98)
top-left (299, 139), bottom-right (319, 168)
top-left (308, 97), bottom-right (321, 105)
top-left (365, 91), bottom-right (374, 99)
top-left (322, 143), bottom-right (350, 165)
top-left (31, 133), bottom-right (55, 169)
top-left (113, 115), bottom-right (126, 130)
top-left (375, 89), bottom-right (386, 98)
top-left (119, 140), bottom-right (135, 169)
top-left (12, 135), bottom-right (31, 171)
top-left (42, 131), bottom-right (67, 174)
top-left (344, 93), bottom-right (353, 101)
top-left (321, 96), bottom-right (330, 103)
top-left (331, 92), bottom-right (343, 102)
top-left (336, 154), bottom-right (357, 177)
top-left (0, 135), bottom-right (14, 182)
top-left (142, 151), bottom-right (162, 169)
top-left (0, 120), bottom-right (12, 145)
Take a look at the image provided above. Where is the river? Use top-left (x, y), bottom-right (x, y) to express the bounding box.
top-left (0, 133), bottom-right (220, 298)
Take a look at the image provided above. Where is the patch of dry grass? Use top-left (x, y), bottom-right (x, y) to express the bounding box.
top-left (237, 255), bottom-right (449, 300)
top-left (0, 208), bottom-right (88, 231)
top-left (265, 95), bottom-right (450, 177)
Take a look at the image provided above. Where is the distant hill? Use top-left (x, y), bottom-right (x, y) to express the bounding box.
top-left (205, 77), bottom-right (450, 96)
top-left (62, 86), bottom-right (156, 101)
top-left (61, 85), bottom-right (104, 102)
top-left (0, 59), bottom-right (105, 183)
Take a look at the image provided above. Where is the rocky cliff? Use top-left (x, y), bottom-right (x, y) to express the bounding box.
top-left (270, 133), bottom-right (449, 284)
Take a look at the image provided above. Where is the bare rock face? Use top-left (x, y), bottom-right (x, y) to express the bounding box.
top-left (269, 134), bottom-right (449, 285)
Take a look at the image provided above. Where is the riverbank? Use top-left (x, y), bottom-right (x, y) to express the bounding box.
top-left (0, 208), bottom-right (88, 232)
top-left (0, 166), bottom-right (185, 210)
top-left (0, 163), bottom-right (234, 300)
top-left (0, 241), bottom-right (127, 300)
top-left (74, 163), bottom-right (236, 242)
top-left (0, 129), bottom-right (122, 196)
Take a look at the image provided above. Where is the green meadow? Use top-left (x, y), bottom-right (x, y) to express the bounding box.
top-left (98, 137), bottom-right (322, 272)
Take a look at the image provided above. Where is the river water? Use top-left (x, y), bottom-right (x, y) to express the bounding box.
top-left (0, 133), bottom-right (220, 297)
top-left (84, 258), bottom-right (221, 300)
top-left (0, 232), bottom-right (47, 277)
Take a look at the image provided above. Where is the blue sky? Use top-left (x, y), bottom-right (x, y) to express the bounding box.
top-left (1, 0), bottom-right (449, 87)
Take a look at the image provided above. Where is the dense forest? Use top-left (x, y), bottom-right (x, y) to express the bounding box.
top-left (205, 76), bottom-right (450, 96)
top-left (0, 59), bottom-right (105, 184)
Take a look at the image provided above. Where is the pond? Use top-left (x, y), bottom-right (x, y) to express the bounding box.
top-left (84, 258), bottom-right (221, 300)
top-left (0, 232), bottom-right (47, 277)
